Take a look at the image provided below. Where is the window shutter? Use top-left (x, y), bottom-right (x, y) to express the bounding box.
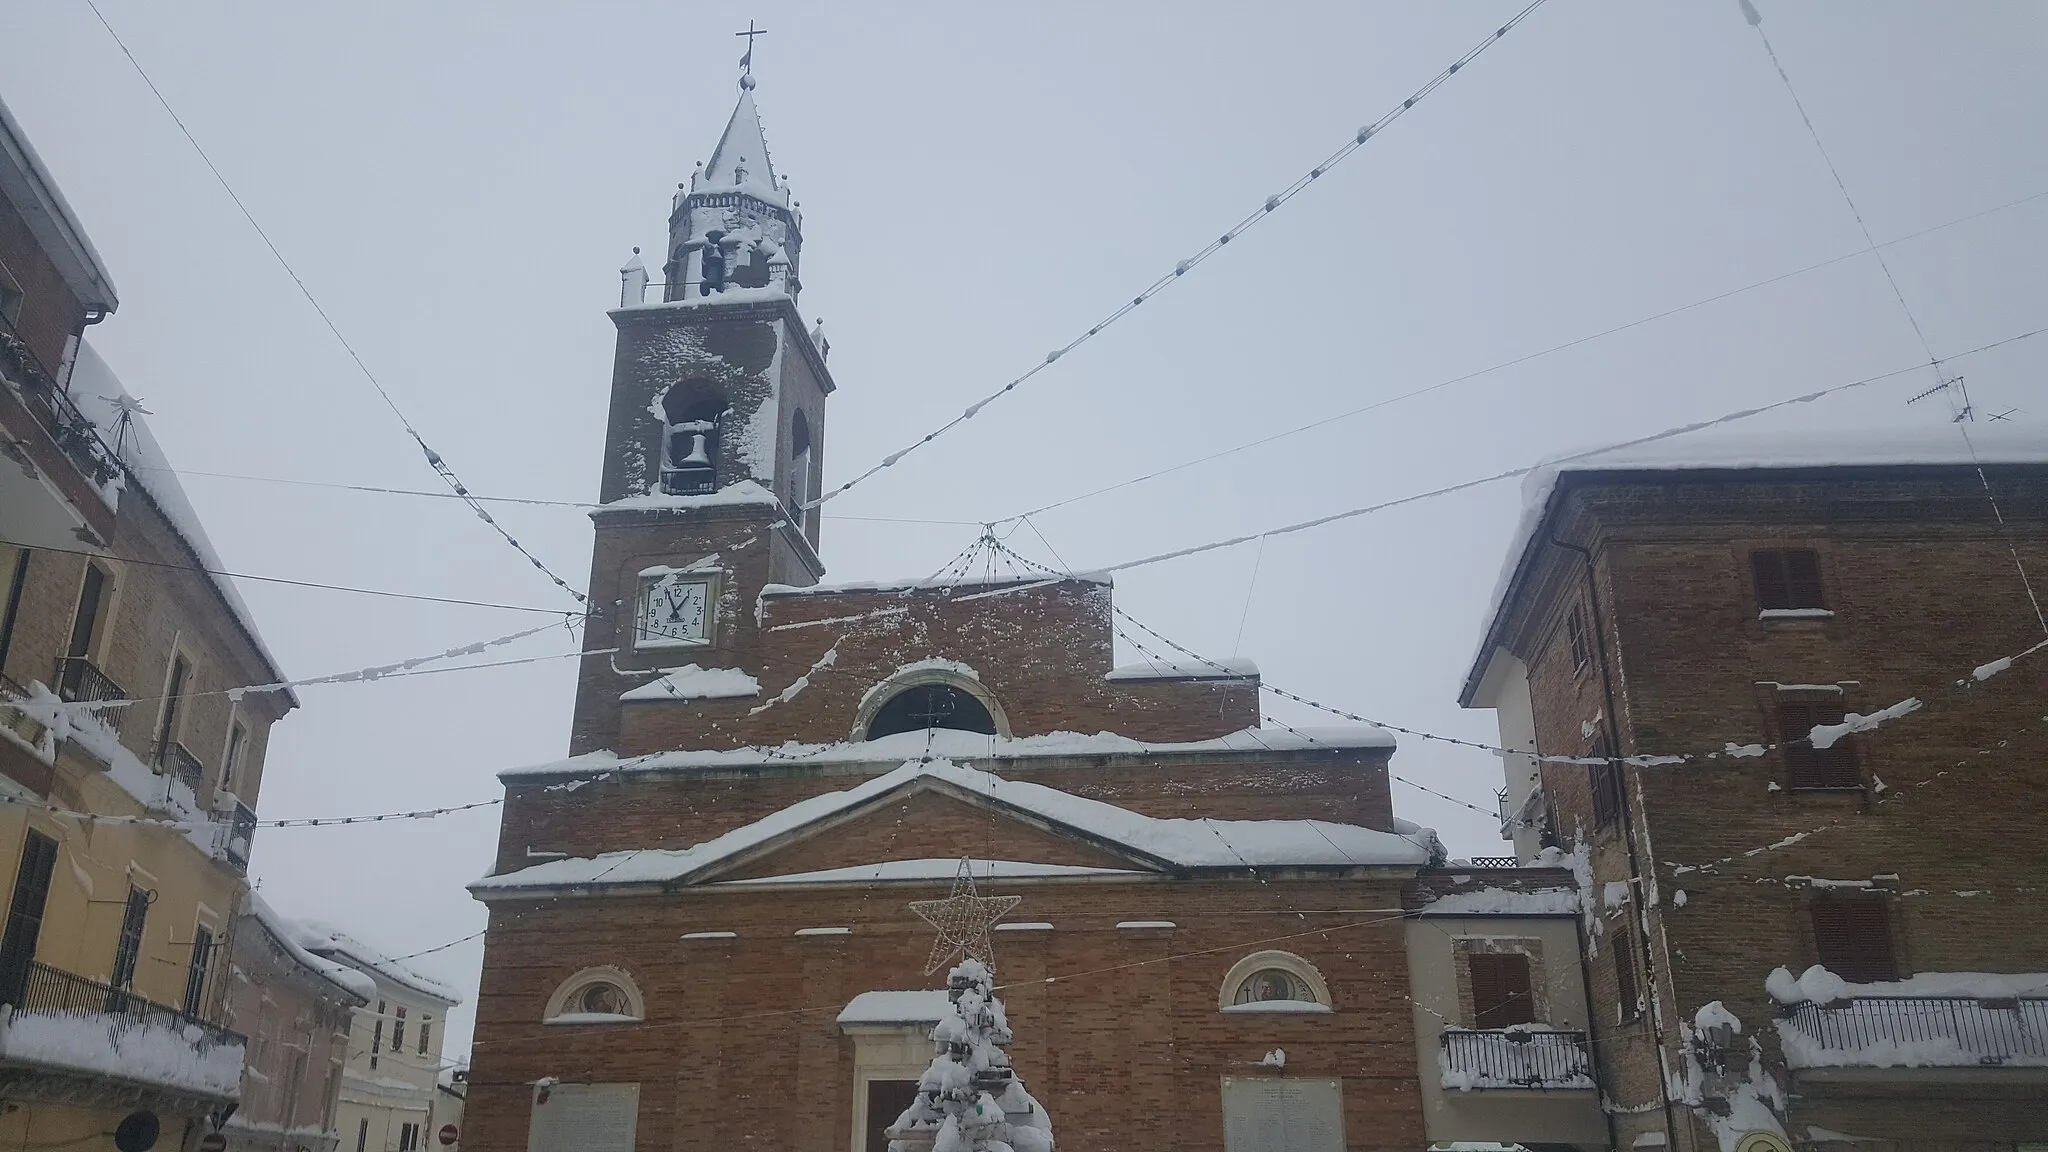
top-left (1780, 700), bottom-right (1860, 789)
top-left (1783, 550), bottom-right (1824, 608)
top-left (1613, 925), bottom-right (1641, 1022)
top-left (1813, 899), bottom-right (1896, 984)
top-left (1753, 549), bottom-right (1825, 610)
top-left (1470, 953), bottom-right (1536, 1028)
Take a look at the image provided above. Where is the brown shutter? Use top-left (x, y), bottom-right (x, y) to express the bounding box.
top-left (1811, 899), bottom-right (1896, 984)
top-left (1783, 550), bottom-right (1824, 608)
top-left (1780, 699), bottom-right (1860, 789)
top-left (1752, 550), bottom-right (1790, 609)
top-left (1470, 953), bottom-right (1536, 1028)
top-left (1754, 549), bottom-right (1826, 610)
top-left (1613, 924), bottom-right (1641, 1021)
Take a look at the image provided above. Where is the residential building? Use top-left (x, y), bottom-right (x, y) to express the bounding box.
top-left (1462, 429), bottom-right (2048, 1149)
top-left (0, 92), bottom-right (297, 1151)
top-left (461, 68), bottom-right (1608, 1152)
top-left (222, 896), bottom-right (374, 1152)
top-left (311, 926), bottom-right (460, 1152)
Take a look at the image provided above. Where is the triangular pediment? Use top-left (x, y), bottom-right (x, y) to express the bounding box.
top-left (694, 775), bottom-right (1171, 885)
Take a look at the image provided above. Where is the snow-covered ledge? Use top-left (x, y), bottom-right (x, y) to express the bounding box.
top-left (0, 1005), bottom-right (245, 1101)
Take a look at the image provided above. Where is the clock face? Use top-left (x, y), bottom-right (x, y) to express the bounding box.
top-left (636, 573), bottom-right (712, 648)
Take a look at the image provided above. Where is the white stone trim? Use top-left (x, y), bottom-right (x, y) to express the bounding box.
top-left (1218, 949), bottom-right (1332, 1012)
top-left (543, 965), bottom-right (646, 1023)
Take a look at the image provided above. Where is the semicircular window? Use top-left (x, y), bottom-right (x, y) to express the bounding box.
top-left (865, 684), bottom-right (997, 741)
top-left (1233, 968), bottom-right (1316, 1006)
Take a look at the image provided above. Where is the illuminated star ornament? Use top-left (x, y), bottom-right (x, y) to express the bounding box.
top-left (909, 859), bottom-right (1023, 975)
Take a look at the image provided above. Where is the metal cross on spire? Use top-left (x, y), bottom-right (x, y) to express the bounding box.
top-left (908, 859), bottom-right (1023, 975)
top-left (736, 20), bottom-right (767, 88)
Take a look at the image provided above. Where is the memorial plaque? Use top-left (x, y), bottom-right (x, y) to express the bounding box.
top-left (1221, 1077), bottom-right (1345, 1152)
top-left (528, 1082), bottom-right (640, 1152)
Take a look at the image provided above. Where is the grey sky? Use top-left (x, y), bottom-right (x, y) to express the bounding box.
top-left (7, 1), bottom-right (2046, 1059)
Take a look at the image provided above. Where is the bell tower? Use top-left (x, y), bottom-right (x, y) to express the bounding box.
top-left (572, 64), bottom-right (833, 756)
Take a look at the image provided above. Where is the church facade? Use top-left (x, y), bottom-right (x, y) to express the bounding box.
top-left (464, 73), bottom-right (1605, 1152)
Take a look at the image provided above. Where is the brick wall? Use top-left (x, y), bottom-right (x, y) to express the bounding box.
top-left (466, 875), bottom-right (1426, 1152)
top-left (1488, 466), bottom-right (2048, 1149)
top-left (0, 193), bottom-right (84, 372)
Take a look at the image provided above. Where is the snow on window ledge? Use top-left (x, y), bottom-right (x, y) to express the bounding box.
top-left (1759, 608), bottom-right (1834, 621)
top-left (681, 931), bottom-right (737, 940)
top-left (1220, 1000), bottom-right (1333, 1015)
top-left (794, 926), bottom-right (851, 936)
top-left (1115, 921), bottom-right (1176, 930)
top-left (995, 922), bottom-right (1054, 933)
top-left (543, 1012), bottom-right (641, 1026)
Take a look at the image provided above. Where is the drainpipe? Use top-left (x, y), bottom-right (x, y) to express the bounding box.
top-left (1549, 531), bottom-right (1683, 1152)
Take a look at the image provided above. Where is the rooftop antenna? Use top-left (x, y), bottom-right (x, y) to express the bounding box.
top-left (736, 19), bottom-right (767, 90)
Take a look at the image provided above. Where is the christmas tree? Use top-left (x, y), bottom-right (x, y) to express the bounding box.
top-left (890, 861), bottom-right (1055, 1152)
top-left (886, 957), bottom-right (1055, 1152)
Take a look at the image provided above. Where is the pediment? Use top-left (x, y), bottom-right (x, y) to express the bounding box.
top-left (696, 778), bottom-right (1168, 885)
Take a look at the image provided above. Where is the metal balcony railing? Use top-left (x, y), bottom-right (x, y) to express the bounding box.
top-left (1439, 1028), bottom-right (1595, 1089)
top-left (0, 672), bottom-right (47, 747)
top-left (216, 800), bottom-right (257, 872)
top-left (1468, 857), bottom-right (1521, 868)
top-left (0, 324), bottom-right (122, 492)
top-left (53, 656), bottom-right (127, 707)
top-left (2, 959), bottom-right (242, 1050)
top-left (154, 739), bottom-right (205, 793)
top-left (1779, 996), bottom-right (2048, 1068)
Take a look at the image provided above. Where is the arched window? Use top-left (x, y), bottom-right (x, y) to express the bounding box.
top-left (1219, 951), bottom-right (1332, 1013)
top-left (662, 391), bottom-right (723, 495)
top-left (787, 410), bottom-right (812, 518)
top-left (544, 966), bottom-right (645, 1024)
top-left (864, 684), bottom-right (997, 741)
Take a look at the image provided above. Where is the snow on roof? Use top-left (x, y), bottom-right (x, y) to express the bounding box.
top-left (0, 93), bottom-right (118, 311)
top-left (698, 90), bottom-right (787, 207)
top-left (838, 989), bottom-right (953, 1027)
top-left (472, 756), bottom-right (1435, 898)
top-left (244, 893), bottom-right (375, 1004)
top-left (297, 921), bottom-right (462, 1006)
top-left (761, 571), bottom-right (1111, 599)
top-left (1106, 656), bottom-right (1257, 682)
top-left (69, 342), bottom-right (292, 696)
top-left (595, 478), bottom-right (785, 514)
top-left (620, 664), bottom-right (761, 703)
top-left (499, 723), bottom-right (1395, 782)
top-left (1462, 422), bottom-right (2048, 704)
top-left (712, 858), bottom-right (1143, 887)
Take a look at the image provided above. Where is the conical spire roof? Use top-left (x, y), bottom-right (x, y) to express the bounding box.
top-left (699, 89), bottom-right (786, 206)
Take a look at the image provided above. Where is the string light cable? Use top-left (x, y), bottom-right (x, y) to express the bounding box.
top-left (991, 186), bottom-right (2048, 526)
top-left (83, 0), bottom-right (587, 607)
top-left (803, 0), bottom-right (1553, 513)
top-left (1084, 322), bottom-right (2048, 577)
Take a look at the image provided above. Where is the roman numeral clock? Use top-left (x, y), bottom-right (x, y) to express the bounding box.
top-left (635, 569), bottom-right (714, 648)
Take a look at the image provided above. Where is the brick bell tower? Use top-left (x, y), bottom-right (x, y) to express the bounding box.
top-left (571, 66), bottom-right (833, 755)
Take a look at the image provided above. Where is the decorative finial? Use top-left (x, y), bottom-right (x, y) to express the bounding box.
top-left (736, 20), bottom-right (767, 88)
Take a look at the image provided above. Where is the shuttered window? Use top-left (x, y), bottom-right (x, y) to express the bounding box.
top-left (1614, 924), bottom-right (1641, 1022)
top-left (1565, 608), bottom-right (1591, 673)
top-left (0, 831), bottom-right (58, 1004)
top-left (1589, 733), bottom-right (1623, 828)
top-left (1811, 899), bottom-right (1896, 984)
top-left (1779, 700), bottom-right (1861, 789)
top-left (1469, 952), bottom-right (1536, 1028)
top-left (1753, 549), bottom-right (1825, 610)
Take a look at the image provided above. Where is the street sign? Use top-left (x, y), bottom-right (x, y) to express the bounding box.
top-left (197, 1133), bottom-right (227, 1152)
top-left (438, 1124), bottom-right (459, 1147)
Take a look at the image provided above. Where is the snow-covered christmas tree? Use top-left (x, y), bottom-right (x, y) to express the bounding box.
top-left (889, 861), bottom-right (1055, 1152)
top-left (886, 957), bottom-right (1055, 1152)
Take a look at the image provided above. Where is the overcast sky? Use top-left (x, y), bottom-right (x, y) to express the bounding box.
top-left (8, 1), bottom-right (2046, 1058)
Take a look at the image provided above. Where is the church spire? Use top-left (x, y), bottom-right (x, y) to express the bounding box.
top-left (662, 25), bottom-right (802, 303)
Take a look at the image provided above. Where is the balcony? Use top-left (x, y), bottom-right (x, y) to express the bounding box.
top-left (0, 324), bottom-right (121, 547)
top-left (53, 656), bottom-right (127, 707)
top-left (154, 739), bottom-right (206, 794)
top-left (213, 799), bottom-right (257, 872)
top-left (1438, 1028), bottom-right (1595, 1090)
top-left (0, 960), bottom-right (245, 1105)
top-left (1779, 996), bottom-right (2048, 1072)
